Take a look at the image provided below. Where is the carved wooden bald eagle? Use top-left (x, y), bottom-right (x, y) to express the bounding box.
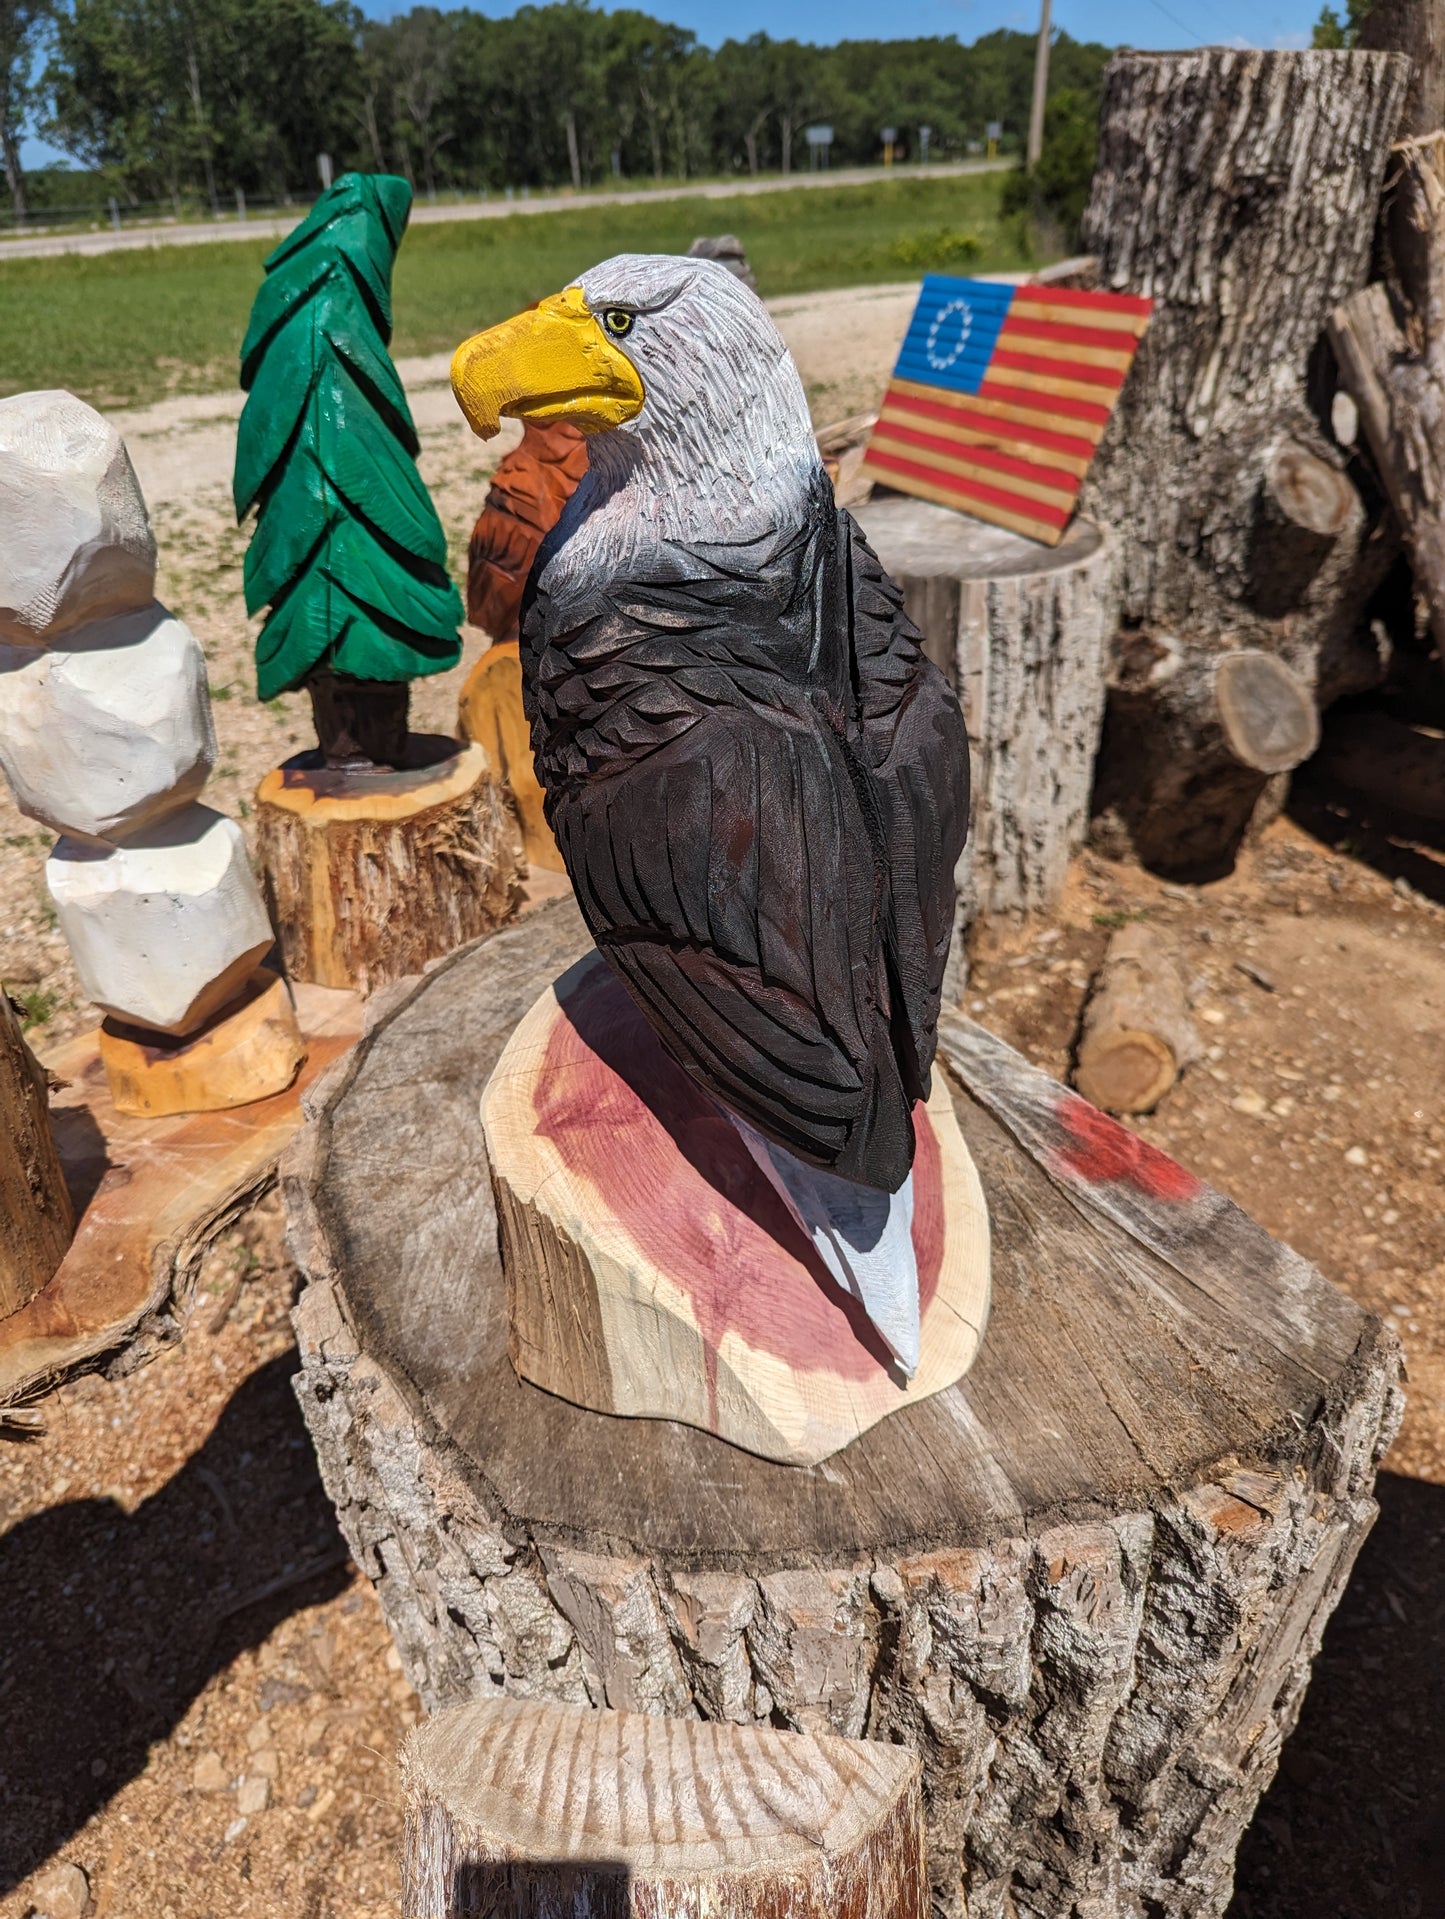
top-left (452, 256), bottom-right (969, 1374)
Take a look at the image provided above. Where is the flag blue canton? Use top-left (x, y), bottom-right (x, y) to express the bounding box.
top-left (891, 276), bottom-right (1015, 399)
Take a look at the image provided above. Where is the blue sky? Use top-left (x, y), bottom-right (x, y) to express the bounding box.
top-left (23, 0), bottom-right (1326, 169)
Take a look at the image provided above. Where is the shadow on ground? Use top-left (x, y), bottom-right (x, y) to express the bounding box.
top-left (1229, 1471), bottom-right (1445, 1919)
top-left (0, 1355), bottom-right (350, 1893)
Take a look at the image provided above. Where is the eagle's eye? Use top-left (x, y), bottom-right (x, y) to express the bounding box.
top-left (601, 308), bottom-right (635, 338)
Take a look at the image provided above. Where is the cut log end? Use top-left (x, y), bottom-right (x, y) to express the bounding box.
top-left (255, 738), bottom-right (524, 992)
top-left (1216, 651), bottom-right (1321, 774)
top-left (1073, 924), bottom-right (1199, 1115)
top-left (481, 951), bottom-right (990, 1466)
top-left (1266, 442), bottom-right (1357, 538)
top-left (401, 1695), bottom-right (926, 1919)
top-left (0, 991), bottom-right (74, 1318)
top-left (99, 966), bottom-right (306, 1118)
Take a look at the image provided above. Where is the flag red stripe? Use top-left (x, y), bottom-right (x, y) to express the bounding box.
top-left (864, 448), bottom-right (1072, 528)
top-left (977, 379), bottom-right (1114, 426)
top-left (990, 347), bottom-right (1126, 391)
top-left (883, 385), bottom-right (1098, 462)
top-left (1012, 284), bottom-right (1153, 318)
top-left (1000, 313), bottom-right (1145, 354)
top-left (873, 418), bottom-right (1079, 500)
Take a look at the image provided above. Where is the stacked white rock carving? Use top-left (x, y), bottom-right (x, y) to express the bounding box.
top-left (0, 391), bottom-right (278, 1065)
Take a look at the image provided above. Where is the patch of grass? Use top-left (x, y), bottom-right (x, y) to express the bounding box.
top-left (9, 985), bottom-right (59, 1031)
top-left (1091, 908), bottom-right (1149, 929)
top-left (0, 174), bottom-right (1027, 410)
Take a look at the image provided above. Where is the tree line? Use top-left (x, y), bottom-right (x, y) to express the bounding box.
top-left (0, 0), bottom-right (1110, 218)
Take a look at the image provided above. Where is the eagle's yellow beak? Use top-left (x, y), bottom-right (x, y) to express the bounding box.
top-left (450, 286), bottom-right (645, 441)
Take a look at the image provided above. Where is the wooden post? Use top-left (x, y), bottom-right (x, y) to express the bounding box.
top-left (0, 990), bottom-right (74, 1317)
top-left (853, 498), bottom-right (1117, 922)
top-left (1027, 0), bottom-right (1052, 168)
top-left (255, 740), bottom-right (523, 993)
top-left (285, 901), bottom-right (1400, 1919)
top-left (1073, 923), bottom-right (1199, 1115)
top-left (401, 1695), bottom-right (925, 1919)
top-left (1080, 49), bottom-right (1411, 871)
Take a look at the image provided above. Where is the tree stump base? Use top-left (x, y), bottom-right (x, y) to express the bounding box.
top-left (98, 965), bottom-right (305, 1118)
top-left (482, 952), bottom-right (990, 1465)
top-left (255, 735), bottom-right (523, 993)
top-left (401, 1694), bottom-right (925, 1919)
top-left (285, 900), bottom-right (1401, 1919)
top-left (852, 498), bottom-right (1117, 924)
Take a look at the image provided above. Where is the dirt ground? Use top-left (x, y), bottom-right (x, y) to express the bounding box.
top-left (3, 293), bottom-right (1445, 1917)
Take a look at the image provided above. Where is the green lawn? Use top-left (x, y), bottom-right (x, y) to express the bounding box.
top-left (0, 173), bottom-right (1029, 411)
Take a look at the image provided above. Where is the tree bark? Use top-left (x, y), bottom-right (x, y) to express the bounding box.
top-left (1073, 924), bottom-right (1199, 1115)
top-left (401, 1695), bottom-right (926, 1919)
top-left (1080, 49), bottom-right (1410, 869)
top-left (1358, 0), bottom-right (1445, 136)
top-left (255, 739), bottom-right (522, 993)
top-left (284, 900), bottom-right (1400, 1919)
top-left (0, 991), bottom-right (74, 1318)
top-left (854, 499), bottom-right (1117, 924)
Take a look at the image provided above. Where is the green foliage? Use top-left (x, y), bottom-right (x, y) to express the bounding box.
top-left (9, 985), bottom-right (59, 1030)
top-left (889, 226), bottom-right (982, 270)
top-left (999, 87), bottom-right (1098, 249)
top-left (0, 172), bottom-right (1030, 408)
top-left (34, 2), bottom-right (1111, 204)
top-left (235, 171), bottom-right (462, 701)
top-left (1312, 0), bottom-right (1372, 47)
top-left (1, 0), bottom-right (54, 217)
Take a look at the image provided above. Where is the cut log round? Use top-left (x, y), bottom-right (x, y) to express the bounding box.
top-left (456, 640), bottom-right (563, 873)
top-left (1073, 924), bottom-right (1199, 1115)
top-left (482, 952), bottom-right (990, 1465)
top-left (852, 498), bottom-right (1118, 923)
top-left (401, 1694), bottom-right (924, 1919)
top-left (1092, 643), bottom-right (1320, 878)
top-left (284, 900), bottom-right (1401, 1919)
top-left (255, 737), bottom-right (523, 993)
top-left (0, 989), bottom-right (74, 1318)
top-left (98, 965), bottom-right (305, 1118)
top-left (1080, 48), bottom-right (1411, 870)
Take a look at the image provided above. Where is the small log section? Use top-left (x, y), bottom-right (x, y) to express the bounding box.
top-left (456, 640), bottom-right (564, 873)
top-left (1329, 133), bottom-right (1445, 662)
top-left (98, 965), bottom-right (304, 1119)
top-left (852, 497), bottom-right (1118, 923)
top-left (0, 980), bottom-right (361, 1406)
top-left (1080, 48), bottom-right (1412, 872)
top-left (285, 900), bottom-right (1401, 1919)
top-left (484, 951), bottom-right (990, 1465)
top-left (255, 737), bottom-right (523, 993)
top-left (1073, 923), bottom-right (1199, 1115)
top-left (0, 990), bottom-right (74, 1318)
top-left (401, 1694), bottom-right (924, 1919)
top-left (1090, 642), bottom-right (1321, 878)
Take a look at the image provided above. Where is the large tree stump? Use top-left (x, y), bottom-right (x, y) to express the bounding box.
top-left (1079, 48), bottom-right (1411, 872)
top-left (284, 901), bottom-right (1400, 1919)
top-left (401, 1694), bottom-right (925, 1919)
top-left (853, 497), bottom-right (1118, 925)
top-left (255, 737), bottom-right (523, 993)
top-left (482, 951), bottom-right (990, 1465)
top-left (0, 990), bottom-right (74, 1318)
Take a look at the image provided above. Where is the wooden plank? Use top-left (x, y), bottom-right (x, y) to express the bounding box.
top-left (868, 422), bottom-right (1080, 506)
top-left (858, 454), bottom-right (1066, 546)
top-left (888, 376), bottom-right (1110, 441)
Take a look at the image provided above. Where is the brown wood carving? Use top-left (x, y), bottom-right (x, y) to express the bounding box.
top-left (467, 419), bottom-right (589, 644)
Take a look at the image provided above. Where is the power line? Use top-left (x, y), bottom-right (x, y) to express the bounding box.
top-left (1146, 0), bottom-right (1209, 44)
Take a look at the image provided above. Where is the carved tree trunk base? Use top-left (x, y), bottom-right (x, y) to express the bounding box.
top-left (401, 1694), bottom-right (926, 1919)
top-left (284, 902), bottom-right (1400, 1919)
top-left (255, 737), bottom-right (523, 993)
top-left (98, 965), bottom-right (305, 1118)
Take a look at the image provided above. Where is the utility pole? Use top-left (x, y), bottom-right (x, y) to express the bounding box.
top-left (1027, 0), bottom-right (1052, 167)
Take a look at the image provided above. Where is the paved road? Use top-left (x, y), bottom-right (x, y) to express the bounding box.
top-left (0, 161), bottom-right (1009, 263)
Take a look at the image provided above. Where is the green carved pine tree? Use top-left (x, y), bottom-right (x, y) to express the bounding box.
top-left (234, 173), bottom-right (462, 704)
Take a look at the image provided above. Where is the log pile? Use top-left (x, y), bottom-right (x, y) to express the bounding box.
top-left (1080, 48), bottom-right (1412, 874)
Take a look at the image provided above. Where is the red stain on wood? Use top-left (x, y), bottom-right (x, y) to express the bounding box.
top-left (1051, 1092), bottom-right (1201, 1202)
top-left (533, 960), bottom-right (942, 1383)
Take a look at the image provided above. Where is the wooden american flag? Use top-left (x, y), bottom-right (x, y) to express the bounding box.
top-left (861, 275), bottom-right (1153, 546)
